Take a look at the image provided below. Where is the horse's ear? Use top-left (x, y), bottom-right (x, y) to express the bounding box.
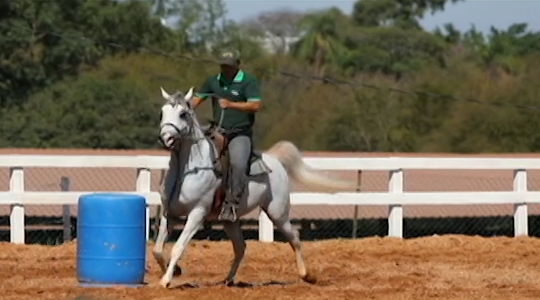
top-left (184, 86), bottom-right (194, 101)
top-left (160, 87), bottom-right (171, 100)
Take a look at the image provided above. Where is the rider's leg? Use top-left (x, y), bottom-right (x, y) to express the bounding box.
top-left (219, 134), bottom-right (251, 222)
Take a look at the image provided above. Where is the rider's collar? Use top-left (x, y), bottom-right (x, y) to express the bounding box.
top-left (217, 70), bottom-right (244, 83)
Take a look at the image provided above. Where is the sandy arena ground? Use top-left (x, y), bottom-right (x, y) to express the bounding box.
top-left (2, 235), bottom-right (540, 300)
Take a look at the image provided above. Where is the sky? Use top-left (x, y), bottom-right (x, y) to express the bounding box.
top-left (222, 0), bottom-right (540, 34)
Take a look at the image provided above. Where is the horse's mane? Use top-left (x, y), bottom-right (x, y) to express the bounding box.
top-left (170, 91), bottom-right (187, 105)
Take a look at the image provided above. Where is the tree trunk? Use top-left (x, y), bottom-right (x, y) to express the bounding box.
top-left (314, 47), bottom-right (325, 78)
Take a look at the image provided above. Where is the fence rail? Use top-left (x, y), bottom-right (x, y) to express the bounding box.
top-left (0, 154), bottom-right (539, 244)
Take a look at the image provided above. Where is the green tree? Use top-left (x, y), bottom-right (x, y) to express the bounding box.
top-left (352, 0), bottom-right (462, 29)
top-left (484, 23), bottom-right (540, 74)
top-left (0, 0), bottom-right (175, 108)
top-left (2, 0), bottom-right (540, 154)
top-left (1, 73), bottom-right (161, 148)
top-left (344, 26), bottom-right (446, 78)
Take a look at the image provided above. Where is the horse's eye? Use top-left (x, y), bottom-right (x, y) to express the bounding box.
top-left (179, 111), bottom-right (187, 119)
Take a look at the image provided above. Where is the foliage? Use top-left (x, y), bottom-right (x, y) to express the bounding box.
top-left (1, 0), bottom-right (540, 153)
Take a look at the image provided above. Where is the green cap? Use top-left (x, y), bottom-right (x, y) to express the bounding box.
top-left (217, 48), bottom-right (240, 66)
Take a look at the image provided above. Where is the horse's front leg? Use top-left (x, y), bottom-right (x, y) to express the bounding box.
top-left (152, 215), bottom-right (181, 276)
top-left (159, 206), bottom-right (206, 288)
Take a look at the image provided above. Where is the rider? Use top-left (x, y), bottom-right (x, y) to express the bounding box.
top-left (189, 48), bottom-right (263, 222)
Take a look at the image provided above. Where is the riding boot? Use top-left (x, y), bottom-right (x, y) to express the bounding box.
top-left (219, 173), bottom-right (245, 222)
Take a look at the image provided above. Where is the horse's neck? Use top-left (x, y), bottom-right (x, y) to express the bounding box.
top-left (173, 126), bottom-right (214, 174)
top-left (186, 139), bottom-right (213, 170)
top-left (163, 120), bottom-right (219, 208)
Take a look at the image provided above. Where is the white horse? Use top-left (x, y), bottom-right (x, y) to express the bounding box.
top-left (153, 86), bottom-right (356, 288)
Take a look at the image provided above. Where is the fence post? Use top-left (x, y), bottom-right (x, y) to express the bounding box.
top-left (60, 176), bottom-right (72, 242)
top-left (153, 168), bottom-right (166, 241)
top-left (10, 167), bottom-right (25, 244)
top-left (136, 168), bottom-right (151, 241)
top-left (352, 170), bottom-right (362, 239)
top-left (388, 169), bottom-right (404, 238)
top-left (513, 169), bottom-right (528, 236)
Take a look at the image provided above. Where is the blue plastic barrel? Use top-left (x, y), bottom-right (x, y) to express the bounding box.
top-left (77, 193), bottom-right (147, 287)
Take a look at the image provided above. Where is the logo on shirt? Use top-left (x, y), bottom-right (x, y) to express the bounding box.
top-left (231, 90), bottom-right (239, 96)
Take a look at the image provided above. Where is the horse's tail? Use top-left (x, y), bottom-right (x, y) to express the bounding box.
top-left (266, 141), bottom-right (357, 192)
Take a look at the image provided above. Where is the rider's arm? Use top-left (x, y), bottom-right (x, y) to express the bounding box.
top-left (227, 100), bottom-right (261, 112)
top-left (190, 96), bottom-right (204, 109)
top-left (228, 78), bottom-right (262, 113)
top-left (191, 77), bottom-right (213, 109)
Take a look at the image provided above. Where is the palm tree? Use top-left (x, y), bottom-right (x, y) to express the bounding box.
top-left (292, 8), bottom-right (350, 77)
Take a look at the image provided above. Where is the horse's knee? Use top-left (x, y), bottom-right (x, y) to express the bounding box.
top-left (230, 161), bottom-right (248, 174)
top-left (152, 248), bottom-right (163, 259)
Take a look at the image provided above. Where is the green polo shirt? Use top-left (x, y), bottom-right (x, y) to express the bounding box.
top-left (195, 70), bottom-right (262, 130)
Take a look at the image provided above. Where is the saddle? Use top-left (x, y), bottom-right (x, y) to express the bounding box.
top-left (201, 121), bottom-right (272, 210)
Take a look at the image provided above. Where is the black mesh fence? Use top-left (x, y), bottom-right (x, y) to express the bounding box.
top-left (4, 213), bottom-right (540, 245)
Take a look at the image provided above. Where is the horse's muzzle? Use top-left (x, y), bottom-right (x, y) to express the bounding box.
top-left (159, 123), bottom-right (184, 150)
top-left (158, 133), bottom-right (177, 149)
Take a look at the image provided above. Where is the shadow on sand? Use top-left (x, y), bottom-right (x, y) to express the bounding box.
top-left (170, 280), bottom-right (295, 290)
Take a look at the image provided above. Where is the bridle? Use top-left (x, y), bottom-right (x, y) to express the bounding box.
top-left (158, 92), bottom-right (226, 149)
top-left (158, 99), bottom-right (201, 149)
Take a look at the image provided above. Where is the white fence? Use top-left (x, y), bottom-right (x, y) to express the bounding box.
top-left (1, 154), bottom-right (540, 244)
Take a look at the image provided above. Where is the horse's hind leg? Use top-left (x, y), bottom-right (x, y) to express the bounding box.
top-left (263, 204), bottom-right (317, 284)
top-left (222, 220), bottom-right (246, 286)
top-left (152, 215), bottom-right (169, 275)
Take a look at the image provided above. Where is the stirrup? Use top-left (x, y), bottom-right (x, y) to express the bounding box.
top-left (218, 202), bottom-right (238, 222)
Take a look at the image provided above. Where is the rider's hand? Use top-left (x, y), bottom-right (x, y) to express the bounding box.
top-left (218, 98), bottom-right (231, 108)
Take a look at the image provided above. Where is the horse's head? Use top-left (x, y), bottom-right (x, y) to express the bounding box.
top-left (158, 86), bottom-right (197, 149)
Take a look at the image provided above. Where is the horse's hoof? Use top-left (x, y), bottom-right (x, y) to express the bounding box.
top-left (301, 272), bottom-right (317, 284)
top-left (222, 279), bottom-right (235, 287)
top-left (159, 278), bottom-right (172, 288)
top-left (173, 265), bottom-right (182, 277)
